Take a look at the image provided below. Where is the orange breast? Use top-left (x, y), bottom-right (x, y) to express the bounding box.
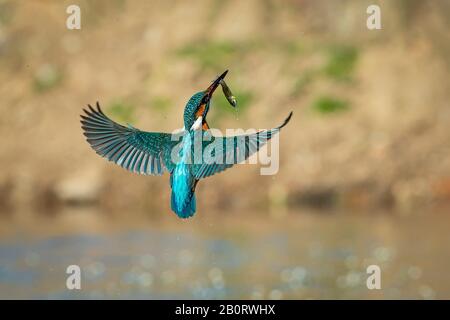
top-left (195, 104), bottom-right (206, 118)
top-left (195, 103), bottom-right (209, 130)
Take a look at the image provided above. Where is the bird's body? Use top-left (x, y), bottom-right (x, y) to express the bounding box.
top-left (171, 132), bottom-right (196, 218)
top-left (81, 71), bottom-right (292, 219)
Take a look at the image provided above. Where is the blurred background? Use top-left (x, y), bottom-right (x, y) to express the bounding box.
top-left (0, 0), bottom-right (450, 299)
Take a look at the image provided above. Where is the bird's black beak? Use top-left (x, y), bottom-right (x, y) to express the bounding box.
top-left (192, 70), bottom-right (229, 128)
top-left (197, 70), bottom-right (228, 120)
top-left (204, 70), bottom-right (228, 102)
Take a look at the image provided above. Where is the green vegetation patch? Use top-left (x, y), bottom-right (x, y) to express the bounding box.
top-left (291, 70), bottom-right (316, 96)
top-left (150, 96), bottom-right (172, 111)
top-left (108, 100), bottom-right (135, 123)
top-left (312, 96), bottom-right (349, 114)
top-left (33, 64), bottom-right (63, 93)
top-left (176, 40), bottom-right (239, 70)
top-left (324, 45), bottom-right (358, 81)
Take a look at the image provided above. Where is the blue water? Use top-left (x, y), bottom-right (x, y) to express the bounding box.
top-left (0, 212), bottom-right (448, 299)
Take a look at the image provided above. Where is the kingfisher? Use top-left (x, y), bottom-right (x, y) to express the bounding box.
top-left (80, 70), bottom-right (292, 219)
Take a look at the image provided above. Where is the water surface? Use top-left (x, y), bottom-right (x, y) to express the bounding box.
top-left (0, 210), bottom-right (448, 299)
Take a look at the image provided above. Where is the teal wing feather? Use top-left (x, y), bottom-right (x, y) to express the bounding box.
top-left (193, 112), bottom-right (292, 179)
top-left (81, 102), bottom-right (175, 175)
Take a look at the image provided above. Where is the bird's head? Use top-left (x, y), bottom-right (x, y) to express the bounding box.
top-left (184, 70), bottom-right (229, 131)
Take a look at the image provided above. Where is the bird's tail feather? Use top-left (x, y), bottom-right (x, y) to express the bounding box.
top-left (171, 192), bottom-right (196, 219)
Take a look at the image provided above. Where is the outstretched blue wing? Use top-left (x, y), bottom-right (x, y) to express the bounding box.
top-left (193, 112), bottom-right (292, 179)
top-left (80, 102), bottom-right (175, 175)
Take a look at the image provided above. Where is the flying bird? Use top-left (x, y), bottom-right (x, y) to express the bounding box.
top-left (80, 70), bottom-right (292, 219)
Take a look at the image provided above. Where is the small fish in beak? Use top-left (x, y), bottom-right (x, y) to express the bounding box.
top-left (220, 79), bottom-right (237, 107)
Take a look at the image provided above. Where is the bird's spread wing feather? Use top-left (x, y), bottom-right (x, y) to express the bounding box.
top-left (81, 102), bottom-right (175, 175)
top-left (193, 112), bottom-right (292, 179)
